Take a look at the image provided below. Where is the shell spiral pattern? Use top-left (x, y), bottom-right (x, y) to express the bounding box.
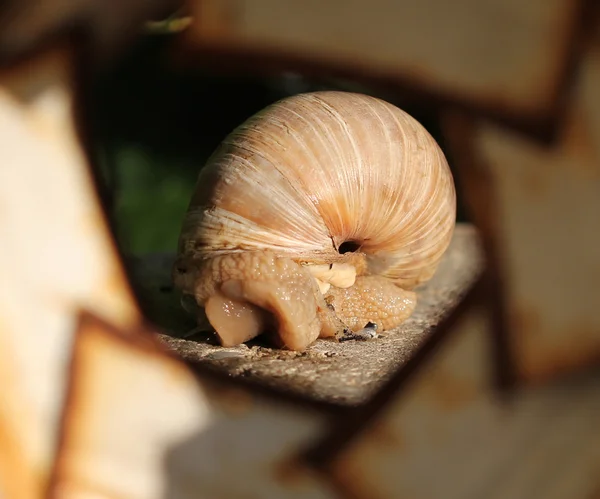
top-left (174, 91), bottom-right (456, 351)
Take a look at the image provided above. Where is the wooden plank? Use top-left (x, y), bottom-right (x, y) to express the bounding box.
top-left (183, 0), bottom-right (581, 132)
top-left (0, 44), bottom-right (140, 499)
top-left (51, 313), bottom-right (333, 499)
top-left (445, 30), bottom-right (600, 382)
top-left (0, 39), bottom-right (333, 499)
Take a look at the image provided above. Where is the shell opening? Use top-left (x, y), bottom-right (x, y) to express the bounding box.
top-left (338, 240), bottom-right (361, 254)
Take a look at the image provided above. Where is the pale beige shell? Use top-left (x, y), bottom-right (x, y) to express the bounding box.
top-left (174, 91), bottom-right (456, 350)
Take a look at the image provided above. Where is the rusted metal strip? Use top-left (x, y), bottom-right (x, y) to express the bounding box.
top-left (177, 0), bottom-right (587, 141)
top-left (449, 30), bottom-right (600, 384)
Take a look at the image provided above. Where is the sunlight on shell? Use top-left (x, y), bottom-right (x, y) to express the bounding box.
top-left (174, 91), bottom-right (456, 350)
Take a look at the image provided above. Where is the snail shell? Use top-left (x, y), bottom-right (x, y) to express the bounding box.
top-left (173, 91), bottom-right (456, 351)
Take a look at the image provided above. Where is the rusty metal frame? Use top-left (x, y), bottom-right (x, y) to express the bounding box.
top-left (2, 0), bottom-right (600, 497)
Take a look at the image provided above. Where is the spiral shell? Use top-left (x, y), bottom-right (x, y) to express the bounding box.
top-left (174, 91), bottom-right (456, 350)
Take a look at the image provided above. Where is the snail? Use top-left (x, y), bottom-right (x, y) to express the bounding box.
top-left (173, 91), bottom-right (456, 351)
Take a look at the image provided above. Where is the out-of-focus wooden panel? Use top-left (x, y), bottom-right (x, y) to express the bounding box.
top-left (52, 313), bottom-right (333, 499)
top-left (184, 0), bottom-right (580, 130)
top-left (446, 34), bottom-right (600, 383)
top-left (0, 45), bottom-right (140, 498)
top-left (0, 39), bottom-right (333, 499)
top-left (51, 313), bottom-right (211, 499)
top-left (0, 0), bottom-right (172, 62)
top-left (328, 303), bottom-right (600, 499)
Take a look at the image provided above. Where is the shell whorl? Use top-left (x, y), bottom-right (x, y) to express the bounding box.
top-left (178, 91), bottom-right (456, 290)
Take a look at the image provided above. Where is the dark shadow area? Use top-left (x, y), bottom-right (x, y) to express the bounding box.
top-left (87, 32), bottom-right (470, 256)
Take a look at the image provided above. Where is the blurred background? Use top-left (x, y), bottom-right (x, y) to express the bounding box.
top-left (89, 30), bottom-right (468, 256)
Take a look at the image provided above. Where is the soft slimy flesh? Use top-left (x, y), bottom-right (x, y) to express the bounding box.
top-left (204, 290), bottom-right (271, 347)
top-left (325, 275), bottom-right (417, 331)
top-left (192, 251), bottom-right (336, 350)
top-left (183, 251), bottom-right (417, 350)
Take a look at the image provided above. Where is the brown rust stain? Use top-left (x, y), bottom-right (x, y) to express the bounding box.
top-left (0, 44), bottom-right (74, 142)
top-left (53, 316), bottom-right (117, 492)
top-left (189, 0), bottom-right (240, 39)
top-left (100, 265), bottom-right (137, 307)
top-left (273, 458), bottom-right (305, 487)
top-left (0, 46), bottom-right (71, 103)
top-left (80, 201), bottom-right (111, 237)
top-left (425, 367), bottom-right (480, 412)
top-left (587, 480), bottom-right (600, 499)
top-left (0, 322), bottom-right (43, 499)
top-left (48, 311), bottom-right (198, 496)
top-left (519, 329), bottom-right (600, 383)
top-left (210, 385), bottom-right (255, 416)
top-left (511, 305), bottom-right (600, 382)
top-left (562, 106), bottom-right (597, 165)
top-left (273, 457), bottom-right (328, 491)
top-left (510, 305), bottom-right (544, 342)
top-left (519, 166), bottom-right (549, 198)
top-left (329, 449), bottom-right (389, 499)
top-left (0, 415), bottom-right (35, 499)
top-left (363, 421), bottom-right (406, 451)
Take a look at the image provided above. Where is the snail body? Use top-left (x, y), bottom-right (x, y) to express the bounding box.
top-left (173, 91), bottom-right (456, 350)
